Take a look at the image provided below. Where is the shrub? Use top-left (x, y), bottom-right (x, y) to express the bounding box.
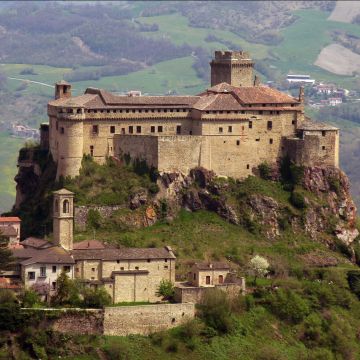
top-left (148, 182), bottom-right (159, 194)
top-left (104, 341), bottom-right (130, 360)
top-left (347, 270), bottom-right (360, 299)
top-left (87, 209), bottom-right (102, 229)
top-left (81, 286), bottom-right (112, 308)
top-left (156, 279), bottom-right (175, 301)
top-left (258, 162), bottom-right (271, 180)
top-left (51, 271), bottom-right (81, 307)
top-left (198, 288), bottom-right (234, 334)
top-left (301, 313), bottom-right (325, 348)
top-left (21, 289), bottom-right (42, 308)
top-left (290, 191), bottom-right (306, 209)
top-left (328, 176), bottom-right (341, 195)
top-left (267, 288), bottom-right (310, 324)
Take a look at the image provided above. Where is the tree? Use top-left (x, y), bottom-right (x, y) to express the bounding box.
top-left (52, 271), bottom-right (80, 306)
top-left (156, 279), bottom-right (175, 301)
top-left (21, 288), bottom-right (42, 308)
top-left (0, 231), bottom-right (14, 274)
top-left (249, 255), bottom-right (269, 285)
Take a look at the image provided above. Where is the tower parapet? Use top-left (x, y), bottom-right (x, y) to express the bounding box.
top-left (210, 50), bottom-right (254, 87)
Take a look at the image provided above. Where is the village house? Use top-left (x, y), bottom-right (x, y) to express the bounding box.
top-left (0, 216), bottom-right (21, 244)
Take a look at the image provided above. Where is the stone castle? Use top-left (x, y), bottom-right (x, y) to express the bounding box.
top-left (44, 50), bottom-right (339, 180)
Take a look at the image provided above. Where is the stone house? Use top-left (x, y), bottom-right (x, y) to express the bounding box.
top-left (0, 216), bottom-right (21, 244)
top-left (189, 262), bottom-right (231, 287)
top-left (44, 50), bottom-right (339, 182)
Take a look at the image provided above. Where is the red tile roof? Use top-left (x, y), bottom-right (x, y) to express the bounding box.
top-left (0, 217), bottom-right (21, 222)
top-left (73, 240), bottom-right (106, 250)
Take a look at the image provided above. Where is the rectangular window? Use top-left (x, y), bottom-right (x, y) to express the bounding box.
top-left (92, 125), bottom-right (99, 134)
top-left (322, 146), bottom-right (326, 150)
top-left (228, 126), bottom-right (232, 133)
top-left (267, 121), bottom-right (273, 130)
top-left (63, 266), bottom-right (70, 273)
top-left (40, 266), bottom-right (46, 277)
top-left (92, 268), bottom-right (95, 272)
top-left (136, 126), bottom-right (141, 133)
top-left (121, 128), bottom-right (125, 134)
top-left (219, 127), bottom-right (223, 133)
top-left (270, 138), bottom-right (273, 144)
top-left (52, 282), bottom-right (56, 290)
top-left (322, 131), bottom-right (326, 137)
top-left (90, 145), bottom-right (94, 157)
top-left (151, 126), bottom-right (155, 133)
top-left (129, 126), bottom-right (133, 134)
top-left (28, 271), bottom-right (35, 280)
top-left (256, 138), bottom-right (260, 142)
top-left (60, 127), bottom-right (64, 134)
top-left (193, 273), bottom-right (196, 280)
top-left (292, 120), bottom-right (296, 125)
top-left (52, 266), bottom-right (57, 273)
top-left (236, 140), bottom-right (240, 146)
top-left (56, 122), bottom-right (59, 131)
top-left (158, 126), bottom-right (163, 133)
top-left (247, 164), bottom-right (250, 169)
top-left (135, 266), bottom-right (139, 270)
top-left (110, 126), bottom-right (115, 134)
top-left (249, 121), bottom-right (253, 129)
top-left (164, 266), bottom-right (168, 269)
top-left (176, 125), bottom-right (181, 135)
top-left (206, 276), bottom-right (211, 285)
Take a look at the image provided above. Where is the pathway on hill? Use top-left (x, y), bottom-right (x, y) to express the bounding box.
top-left (8, 77), bottom-right (55, 88)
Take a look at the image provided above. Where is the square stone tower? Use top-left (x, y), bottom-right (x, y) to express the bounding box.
top-left (53, 188), bottom-right (74, 250)
top-left (55, 80), bottom-right (72, 100)
top-left (210, 51), bottom-right (254, 87)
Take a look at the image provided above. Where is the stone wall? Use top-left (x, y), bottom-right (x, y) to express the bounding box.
top-left (75, 205), bottom-right (125, 230)
top-left (103, 303), bottom-right (195, 336)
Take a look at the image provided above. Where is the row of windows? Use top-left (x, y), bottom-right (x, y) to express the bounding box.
top-left (92, 125), bottom-right (181, 135)
top-left (28, 265), bottom-right (70, 280)
top-left (205, 110), bottom-right (281, 115)
top-left (59, 108), bottom-right (189, 114)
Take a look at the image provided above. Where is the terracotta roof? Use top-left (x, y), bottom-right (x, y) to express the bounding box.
top-left (73, 240), bottom-right (106, 250)
top-left (193, 93), bottom-right (244, 111)
top-left (71, 246), bottom-right (176, 261)
top-left (297, 120), bottom-right (338, 131)
top-left (20, 237), bottom-right (51, 249)
top-left (193, 262), bottom-right (230, 270)
top-left (13, 246), bottom-right (74, 266)
top-left (0, 225), bottom-right (17, 237)
top-left (0, 217), bottom-right (21, 222)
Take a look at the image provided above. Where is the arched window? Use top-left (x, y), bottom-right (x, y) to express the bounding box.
top-left (63, 199), bottom-right (70, 214)
top-left (218, 275), bottom-right (224, 284)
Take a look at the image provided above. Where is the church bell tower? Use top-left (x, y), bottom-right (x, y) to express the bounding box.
top-left (53, 188), bottom-right (74, 250)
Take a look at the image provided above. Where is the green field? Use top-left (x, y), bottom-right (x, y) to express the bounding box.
top-left (0, 132), bottom-right (24, 213)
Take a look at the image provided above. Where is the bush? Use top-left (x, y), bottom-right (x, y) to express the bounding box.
top-left (81, 286), bottom-right (112, 308)
top-left (198, 288), bottom-right (234, 334)
top-left (104, 341), bottom-right (130, 360)
top-left (21, 289), bottom-right (42, 308)
top-left (87, 209), bottom-right (102, 230)
top-left (51, 271), bottom-right (81, 307)
top-left (290, 191), bottom-right (306, 209)
top-left (156, 279), bottom-right (175, 301)
top-left (267, 288), bottom-right (310, 324)
top-left (258, 162), bottom-right (271, 180)
top-left (347, 270), bottom-right (360, 299)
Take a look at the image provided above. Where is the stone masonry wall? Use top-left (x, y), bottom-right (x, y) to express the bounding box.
top-left (103, 303), bottom-right (195, 336)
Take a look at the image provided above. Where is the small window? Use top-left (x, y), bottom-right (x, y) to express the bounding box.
top-left (52, 282), bottom-right (56, 290)
top-left (60, 127), bottom-right (64, 134)
top-left (121, 128), bottom-right (125, 134)
top-left (228, 126), bottom-right (232, 133)
top-left (151, 126), bottom-right (155, 133)
top-left (193, 273), bottom-right (196, 280)
top-left (219, 275), bottom-right (224, 284)
top-left (292, 120), bottom-right (295, 125)
top-left (322, 131), bottom-right (326, 137)
top-left (236, 140), bottom-right (240, 146)
top-left (40, 267), bottom-right (46, 277)
top-left (91, 277), bottom-right (95, 280)
top-left (110, 126), bottom-right (115, 134)
top-left (63, 266), bottom-right (70, 273)
top-left (219, 127), bottom-right (223, 133)
top-left (136, 126), bottom-right (141, 133)
top-left (117, 260), bottom-right (120, 264)
top-left (256, 138), bottom-right (260, 142)
top-left (269, 139), bottom-right (273, 144)
top-left (247, 164), bottom-right (250, 169)
top-left (129, 126), bottom-right (133, 134)
top-left (56, 122), bottom-right (59, 130)
top-left (176, 125), bottom-right (181, 134)
top-left (92, 268), bottom-right (95, 272)
top-left (189, 131), bottom-right (192, 135)
top-left (249, 121), bottom-right (253, 129)
top-left (28, 272), bottom-right (35, 280)
top-left (52, 266), bottom-right (57, 273)
top-left (135, 266), bottom-right (139, 270)
top-left (206, 276), bottom-right (211, 285)
top-left (76, 268), bottom-right (79, 272)
top-left (322, 146), bottom-right (326, 150)
top-left (120, 267), bottom-right (124, 270)
top-left (164, 266), bottom-right (168, 269)
top-left (165, 259), bottom-right (168, 263)
top-left (92, 125), bottom-right (99, 134)
top-left (259, 110), bottom-right (263, 115)
top-left (90, 145), bottom-right (94, 157)
top-left (158, 126), bottom-right (163, 133)
top-left (147, 259), bottom-right (151, 263)
top-left (267, 121), bottom-right (273, 130)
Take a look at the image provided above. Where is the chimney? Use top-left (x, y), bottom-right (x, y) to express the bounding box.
top-left (254, 75), bottom-right (260, 86)
top-left (55, 80), bottom-right (72, 100)
top-left (299, 86), bottom-right (305, 103)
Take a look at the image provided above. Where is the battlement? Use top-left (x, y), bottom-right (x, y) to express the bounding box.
top-left (214, 51), bottom-right (252, 61)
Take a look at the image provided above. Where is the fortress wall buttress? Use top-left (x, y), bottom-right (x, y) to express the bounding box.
top-left (57, 121), bottom-right (84, 179)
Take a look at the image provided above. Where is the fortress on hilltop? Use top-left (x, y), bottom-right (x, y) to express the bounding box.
top-left (44, 50), bottom-right (339, 180)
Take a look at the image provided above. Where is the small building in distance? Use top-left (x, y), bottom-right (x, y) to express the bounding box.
top-left (286, 74), bottom-right (315, 85)
top-left (0, 216), bottom-right (21, 245)
top-left (189, 262), bottom-right (231, 287)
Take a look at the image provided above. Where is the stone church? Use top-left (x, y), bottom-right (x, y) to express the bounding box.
top-left (44, 50), bottom-right (339, 180)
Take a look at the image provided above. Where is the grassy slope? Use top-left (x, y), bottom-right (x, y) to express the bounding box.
top-left (0, 132), bottom-right (23, 213)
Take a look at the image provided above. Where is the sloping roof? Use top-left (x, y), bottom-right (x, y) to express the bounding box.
top-left (73, 240), bottom-right (106, 250)
top-left (53, 188), bottom-right (75, 195)
top-left (193, 92), bottom-right (244, 111)
top-left (0, 217), bottom-right (21, 222)
top-left (297, 120), bottom-right (338, 131)
top-left (193, 262), bottom-right (230, 270)
top-left (12, 246), bottom-right (74, 266)
top-left (71, 246), bottom-right (176, 261)
top-left (0, 225), bottom-right (17, 237)
top-left (20, 237), bottom-right (51, 249)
